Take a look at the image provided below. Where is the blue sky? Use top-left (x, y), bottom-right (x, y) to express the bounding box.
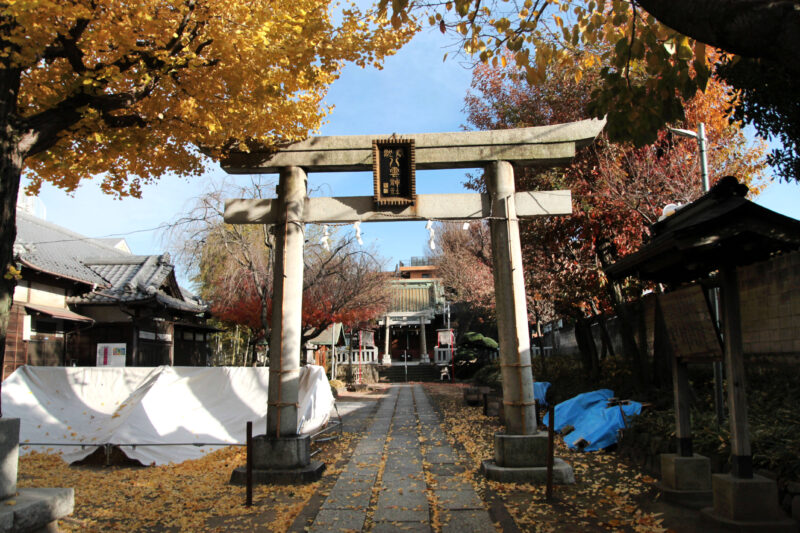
top-left (22, 26), bottom-right (800, 287)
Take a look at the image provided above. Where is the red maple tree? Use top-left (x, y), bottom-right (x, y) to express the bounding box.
top-left (437, 51), bottom-right (769, 379)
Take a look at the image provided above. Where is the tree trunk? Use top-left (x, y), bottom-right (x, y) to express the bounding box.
top-left (589, 300), bottom-right (616, 360)
top-left (532, 305), bottom-right (547, 377)
top-left (597, 242), bottom-right (646, 390)
top-left (573, 317), bottom-right (600, 381)
top-left (0, 68), bottom-right (24, 413)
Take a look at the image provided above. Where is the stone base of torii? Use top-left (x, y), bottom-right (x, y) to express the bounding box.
top-left (222, 119), bottom-right (605, 484)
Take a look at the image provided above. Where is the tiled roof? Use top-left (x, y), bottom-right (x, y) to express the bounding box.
top-left (71, 255), bottom-right (206, 313)
top-left (16, 212), bottom-right (206, 315)
top-left (15, 211), bottom-right (125, 287)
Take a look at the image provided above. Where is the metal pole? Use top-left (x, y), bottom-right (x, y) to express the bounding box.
top-left (546, 402), bottom-right (555, 500)
top-left (697, 123), bottom-right (709, 193)
top-left (331, 323), bottom-right (336, 381)
top-left (698, 122), bottom-right (725, 426)
top-left (447, 303), bottom-right (454, 381)
top-left (245, 421), bottom-right (253, 506)
top-left (404, 330), bottom-right (408, 383)
top-left (670, 122), bottom-right (725, 426)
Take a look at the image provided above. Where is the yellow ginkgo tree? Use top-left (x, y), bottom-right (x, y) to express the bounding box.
top-left (0, 0), bottom-right (415, 379)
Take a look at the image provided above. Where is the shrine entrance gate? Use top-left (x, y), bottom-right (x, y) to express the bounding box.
top-left (223, 118), bottom-right (605, 482)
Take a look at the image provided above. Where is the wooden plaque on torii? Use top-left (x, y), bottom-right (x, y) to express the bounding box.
top-left (372, 138), bottom-right (416, 208)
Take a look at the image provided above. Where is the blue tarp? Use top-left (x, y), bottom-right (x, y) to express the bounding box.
top-left (533, 381), bottom-right (551, 406)
top-left (542, 389), bottom-right (642, 452)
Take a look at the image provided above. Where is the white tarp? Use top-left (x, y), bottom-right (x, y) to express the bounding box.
top-left (1, 365), bottom-right (334, 466)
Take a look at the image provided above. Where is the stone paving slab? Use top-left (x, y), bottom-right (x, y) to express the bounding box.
top-left (425, 446), bottom-right (458, 464)
top-left (384, 458), bottom-right (423, 472)
top-left (308, 384), bottom-right (496, 532)
top-left (354, 445), bottom-right (384, 456)
top-left (427, 463), bottom-right (467, 477)
top-left (310, 509), bottom-right (366, 532)
top-left (434, 489), bottom-right (485, 510)
top-left (430, 475), bottom-right (473, 492)
top-left (377, 486), bottom-right (428, 508)
top-left (321, 477), bottom-right (374, 510)
top-left (380, 474), bottom-right (426, 492)
top-left (372, 521), bottom-right (432, 532)
top-left (440, 509), bottom-right (498, 533)
top-left (373, 504), bottom-right (429, 523)
top-left (337, 468), bottom-right (379, 483)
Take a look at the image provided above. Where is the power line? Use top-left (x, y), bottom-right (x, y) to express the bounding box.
top-left (23, 222), bottom-right (174, 246)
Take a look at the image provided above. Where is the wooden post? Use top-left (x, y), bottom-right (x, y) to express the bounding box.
top-left (487, 160), bottom-right (537, 435)
top-left (719, 267), bottom-right (752, 478)
top-left (672, 356), bottom-right (693, 457)
top-left (266, 166), bottom-right (307, 438)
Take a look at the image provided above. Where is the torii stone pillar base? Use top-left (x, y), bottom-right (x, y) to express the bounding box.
top-left (0, 418), bottom-right (75, 531)
top-left (482, 432), bottom-right (575, 484)
top-left (230, 436), bottom-right (324, 485)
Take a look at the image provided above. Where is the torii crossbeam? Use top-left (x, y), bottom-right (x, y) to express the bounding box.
top-left (223, 118), bottom-right (605, 484)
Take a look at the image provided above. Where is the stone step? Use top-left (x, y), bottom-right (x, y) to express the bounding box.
top-left (378, 365), bottom-right (442, 383)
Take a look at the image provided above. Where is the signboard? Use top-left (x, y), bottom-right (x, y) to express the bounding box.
top-left (373, 138), bottom-right (416, 207)
top-left (437, 329), bottom-right (454, 346)
top-left (658, 285), bottom-right (722, 362)
top-left (96, 343), bottom-right (127, 367)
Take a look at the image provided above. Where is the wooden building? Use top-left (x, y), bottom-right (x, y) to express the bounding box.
top-left (377, 257), bottom-right (450, 365)
top-left (4, 211), bottom-right (213, 379)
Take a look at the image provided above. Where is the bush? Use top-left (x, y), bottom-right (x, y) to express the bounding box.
top-left (454, 332), bottom-right (500, 379)
top-left (473, 361), bottom-right (502, 388)
top-left (622, 356), bottom-right (800, 485)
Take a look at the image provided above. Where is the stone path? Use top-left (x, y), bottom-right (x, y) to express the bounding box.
top-left (309, 384), bottom-right (496, 533)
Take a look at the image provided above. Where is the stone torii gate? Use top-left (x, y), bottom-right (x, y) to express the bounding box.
top-left (224, 118), bottom-right (605, 483)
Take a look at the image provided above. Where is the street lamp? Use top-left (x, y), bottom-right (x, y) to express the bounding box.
top-left (668, 122), bottom-right (725, 425)
top-left (668, 123), bottom-right (710, 193)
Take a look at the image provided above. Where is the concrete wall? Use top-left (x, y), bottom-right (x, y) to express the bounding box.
top-left (739, 251), bottom-right (800, 356)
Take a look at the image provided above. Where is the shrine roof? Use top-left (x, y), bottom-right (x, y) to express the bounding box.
top-left (305, 323), bottom-right (346, 346)
top-left (389, 279), bottom-right (445, 314)
top-left (605, 177), bottom-right (800, 284)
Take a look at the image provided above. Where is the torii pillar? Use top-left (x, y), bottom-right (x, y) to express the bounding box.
top-left (230, 166), bottom-right (324, 484)
top-left (480, 160), bottom-right (575, 483)
top-left (223, 118), bottom-right (605, 484)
